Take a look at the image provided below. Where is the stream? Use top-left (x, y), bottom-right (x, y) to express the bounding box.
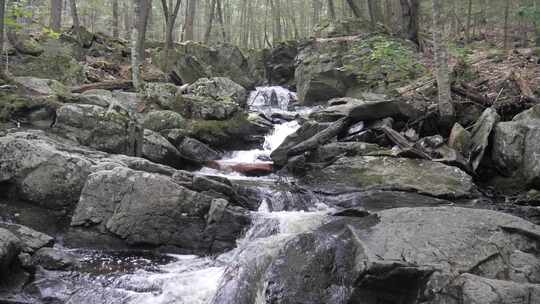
top-left (19, 86), bottom-right (334, 304)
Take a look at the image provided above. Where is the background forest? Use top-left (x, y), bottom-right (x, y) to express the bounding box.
top-left (7, 0), bottom-right (540, 50)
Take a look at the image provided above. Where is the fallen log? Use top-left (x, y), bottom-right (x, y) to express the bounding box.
top-left (287, 117), bottom-right (350, 157)
top-left (206, 161), bottom-right (273, 176)
top-left (451, 85), bottom-right (490, 105)
top-left (71, 80), bottom-right (133, 94)
top-left (380, 126), bottom-right (432, 160)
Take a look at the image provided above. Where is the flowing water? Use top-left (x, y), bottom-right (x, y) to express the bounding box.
top-left (51, 86), bottom-right (334, 304)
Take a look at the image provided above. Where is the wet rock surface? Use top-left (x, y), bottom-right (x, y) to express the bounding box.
top-left (264, 207), bottom-right (540, 304)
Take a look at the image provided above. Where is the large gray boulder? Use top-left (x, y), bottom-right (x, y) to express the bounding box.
top-left (299, 156), bottom-right (475, 198)
top-left (176, 137), bottom-right (222, 163)
top-left (142, 129), bottom-right (189, 169)
top-left (309, 97), bottom-right (419, 122)
top-left (142, 110), bottom-right (186, 132)
top-left (70, 167), bottom-right (250, 253)
top-left (142, 82), bottom-right (184, 109)
top-left (0, 130), bottom-right (177, 210)
top-left (186, 114), bottom-right (271, 150)
top-left (264, 207), bottom-right (540, 304)
top-left (159, 41), bottom-right (257, 89)
top-left (492, 104), bottom-right (540, 190)
top-left (187, 77), bottom-right (248, 107)
top-left (175, 94), bottom-right (240, 120)
top-left (12, 77), bottom-right (68, 96)
top-left (54, 103), bottom-right (142, 156)
top-left (0, 131), bottom-right (93, 209)
top-left (295, 34), bottom-right (424, 105)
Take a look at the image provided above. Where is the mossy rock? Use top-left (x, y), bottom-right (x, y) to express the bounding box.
top-left (9, 31), bottom-right (44, 56)
top-left (0, 92), bottom-right (61, 123)
top-left (10, 39), bottom-right (85, 86)
top-left (142, 110), bottom-right (186, 132)
top-left (296, 34), bottom-right (425, 104)
top-left (173, 94), bottom-right (240, 120)
top-left (186, 114), bottom-right (269, 149)
top-left (299, 156), bottom-right (475, 199)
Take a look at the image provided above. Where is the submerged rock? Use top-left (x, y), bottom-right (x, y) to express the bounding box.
top-left (32, 247), bottom-right (79, 271)
top-left (0, 228), bottom-right (21, 282)
top-left (299, 156), bottom-right (475, 199)
top-left (264, 206), bottom-right (540, 304)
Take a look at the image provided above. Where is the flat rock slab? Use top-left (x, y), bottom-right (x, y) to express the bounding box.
top-left (299, 156), bottom-right (475, 199)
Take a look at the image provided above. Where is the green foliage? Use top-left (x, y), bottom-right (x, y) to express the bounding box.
top-left (342, 35), bottom-right (426, 92)
top-left (517, 5), bottom-right (540, 21)
top-left (42, 28), bottom-right (61, 40)
top-left (0, 93), bottom-right (31, 122)
top-left (449, 43), bottom-right (473, 62)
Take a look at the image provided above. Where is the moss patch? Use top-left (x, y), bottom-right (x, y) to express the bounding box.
top-left (343, 35), bottom-right (426, 93)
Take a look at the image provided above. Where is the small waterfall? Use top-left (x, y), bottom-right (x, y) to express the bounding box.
top-left (198, 86), bottom-right (302, 177)
top-left (247, 86), bottom-right (297, 112)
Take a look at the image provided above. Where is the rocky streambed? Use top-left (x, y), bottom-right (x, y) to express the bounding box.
top-left (0, 83), bottom-right (540, 304)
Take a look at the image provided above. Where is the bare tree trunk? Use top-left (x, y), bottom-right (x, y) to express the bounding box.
top-left (124, 0), bottom-right (131, 39)
top-left (466, 0), bottom-right (472, 42)
top-left (183, 0), bottom-right (196, 41)
top-left (312, 0), bottom-right (321, 25)
top-left (69, 0), bottom-right (80, 29)
top-left (327, 0), bottom-right (336, 19)
top-left (367, 0), bottom-right (382, 25)
top-left (204, 0), bottom-right (216, 43)
top-left (0, 0), bottom-right (4, 57)
top-left (50, 0), bottom-right (63, 31)
top-left (271, 0), bottom-right (282, 44)
top-left (216, 0), bottom-right (226, 41)
top-left (112, 0), bottom-right (119, 38)
top-left (161, 0), bottom-right (182, 73)
top-left (346, 0), bottom-right (361, 18)
top-left (132, 0), bottom-right (151, 91)
top-left (400, 0), bottom-right (419, 45)
top-left (504, 0), bottom-right (510, 49)
top-left (535, 0), bottom-right (540, 46)
top-left (431, 0), bottom-right (454, 129)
